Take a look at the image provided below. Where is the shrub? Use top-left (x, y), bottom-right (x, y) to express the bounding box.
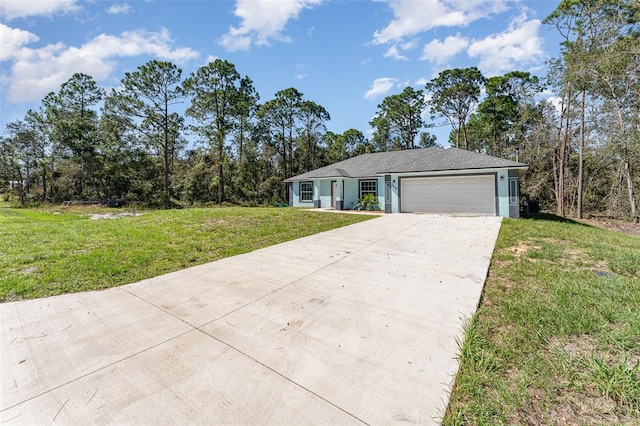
top-left (353, 193), bottom-right (380, 211)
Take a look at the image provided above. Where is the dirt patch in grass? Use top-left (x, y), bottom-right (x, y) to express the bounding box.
top-left (89, 212), bottom-right (143, 220)
top-left (20, 266), bottom-right (39, 275)
top-left (518, 389), bottom-right (618, 426)
top-left (508, 241), bottom-right (533, 257)
top-left (203, 218), bottom-right (227, 227)
top-left (538, 334), bottom-right (640, 423)
top-left (549, 334), bottom-right (599, 358)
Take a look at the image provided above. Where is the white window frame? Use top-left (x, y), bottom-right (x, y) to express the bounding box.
top-left (300, 181), bottom-right (313, 203)
top-left (359, 179), bottom-right (377, 199)
top-left (509, 177), bottom-right (519, 205)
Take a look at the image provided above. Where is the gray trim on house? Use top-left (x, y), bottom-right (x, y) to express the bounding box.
top-left (384, 175), bottom-right (392, 213)
top-left (284, 147), bottom-right (527, 182)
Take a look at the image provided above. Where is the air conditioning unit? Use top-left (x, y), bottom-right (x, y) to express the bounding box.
top-left (522, 200), bottom-right (539, 215)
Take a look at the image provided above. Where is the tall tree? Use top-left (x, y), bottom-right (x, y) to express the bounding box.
top-left (109, 60), bottom-right (184, 203)
top-left (297, 100), bottom-right (330, 172)
top-left (464, 71), bottom-right (543, 157)
top-left (0, 120), bottom-right (38, 204)
top-left (231, 76), bottom-right (259, 168)
top-left (183, 59), bottom-right (255, 203)
top-left (418, 132), bottom-right (438, 148)
top-left (98, 95), bottom-right (146, 200)
top-left (545, 56), bottom-right (575, 217)
top-left (257, 88), bottom-right (303, 181)
top-left (43, 73), bottom-right (104, 199)
top-left (546, 1), bottom-right (598, 218)
top-left (545, 0), bottom-right (640, 220)
top-left (425, 67), bottom-right (485, 150)
top-left (324, 129), bottom-right (369, 163)
top-left (594, 27), bottom-right (640, 220)
top-left (370, 86), bottom-right (427, 149)
top-left (370, 116), bottom-right (395, 152)
top-left (22, 109), bottom-right (52, 201)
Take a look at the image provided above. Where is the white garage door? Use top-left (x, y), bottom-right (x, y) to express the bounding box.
top-left (401, 175), bottom-right (496, 215)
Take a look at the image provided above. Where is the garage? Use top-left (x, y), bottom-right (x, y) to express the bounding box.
top-left (400, 175), bottom-right (496, 214)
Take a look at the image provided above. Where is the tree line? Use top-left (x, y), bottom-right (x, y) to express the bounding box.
top-left (1, 0), bottom-right (638, 221)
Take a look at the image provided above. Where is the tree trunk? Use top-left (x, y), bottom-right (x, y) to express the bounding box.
top-left (163, 108), bottom-right (170, 199)
top-left (287, 128), bottom-right (294, 179)
top-left (558, 91), bottom-right (572, 217)
top-left (41, 167), bottom-right (47, 202)
top-left (623, 157), bottom-right (638, 221)
top-left (16, 169), bottom-right (25, 204)
top-left (163, 147), bottom-right (169, 196)
top-left (238, 120), bottom-right (244, 169)
top-left (577, 88), bottom-right (585, 219)
top-left (218, 140), bottom-right (224, 204)
top-left (461, 122), bottom-right (469, 150)
top-left (280, 123), bottom-right (287, 179)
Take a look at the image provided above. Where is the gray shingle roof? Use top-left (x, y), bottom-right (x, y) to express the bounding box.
top-left (284, 147), bottom-right (527, 181)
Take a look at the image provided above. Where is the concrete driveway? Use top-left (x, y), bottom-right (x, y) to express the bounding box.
top-left (1, 214), bottom-right (502, 425)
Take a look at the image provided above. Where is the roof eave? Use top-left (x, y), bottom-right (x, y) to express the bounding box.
top-left (375, 164), bottom-right (529, 175)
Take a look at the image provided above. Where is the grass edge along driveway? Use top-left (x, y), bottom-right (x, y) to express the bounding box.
top-left (0, 207), bottom-right (373, 302)
top-left (444, 214), bottom-right (640, 425)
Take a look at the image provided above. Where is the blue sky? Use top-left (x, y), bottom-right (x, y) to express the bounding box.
top-left (1, 0), bottom-right (562, 146)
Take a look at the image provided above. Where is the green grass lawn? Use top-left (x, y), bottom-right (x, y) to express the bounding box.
top-left (444, 214), bottom-right (640, 425)
top-left (0, 206), bottom-right (372, 301)
top-left (3, 205), bottom-right (638, 422)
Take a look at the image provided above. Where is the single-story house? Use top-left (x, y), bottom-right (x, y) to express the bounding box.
top-left (284, 147), bottom-right (528, 219)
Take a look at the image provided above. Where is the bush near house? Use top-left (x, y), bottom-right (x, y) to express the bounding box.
top-left (353, 193), bottom-right (380, 211)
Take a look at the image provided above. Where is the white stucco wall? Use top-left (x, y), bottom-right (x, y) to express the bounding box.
top-left (343, 179), bottom-right (359, 209)
top-left (318, 180), bottom-right (332, 208)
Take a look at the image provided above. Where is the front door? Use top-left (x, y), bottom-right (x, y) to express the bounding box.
top-left (331, 181), bottom-right (337, 208)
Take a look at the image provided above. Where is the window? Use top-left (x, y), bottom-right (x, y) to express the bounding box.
top-left (300, 181), bottom-right (313, 202)
top-left (509, 177), bottom-right (519, 204)
top-left (360, 180), bottom-right (377, 199)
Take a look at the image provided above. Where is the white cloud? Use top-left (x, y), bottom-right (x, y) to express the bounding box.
top-left (401, 40), bottom-right (418, 50)
top-left (107, 3), bottom-right (132, 15)
top-left (383, 46), bottom-right (408, 61)
top-left (0, 0), bottom-right (80, 20)
top-left (204, 55), bottom-right (220, 65)
top-left (295, 63), bottom-right (307, 79)
top-left (373, 0), bottom-right (509, 45)
top-left (547, 96), bottom-right (562, 113)
top-left (364, 77), bottom-right (397, 100)
top-left (420, 35), bottom-right (469, 64)
top-left (381, 39), bottom-right (418, 61)
top-left (467, 12), bottom-right (543, 76)
top-left (414, 77), bottom-right (428, 86)
top-left (540, 90), bottom-right (562, 114)
top-left (219, 0), bottom-right (323, 51)
top-left (5, 28), bottom-right (199, 103)
top-left (0, 23), bottom-right (39, 61)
